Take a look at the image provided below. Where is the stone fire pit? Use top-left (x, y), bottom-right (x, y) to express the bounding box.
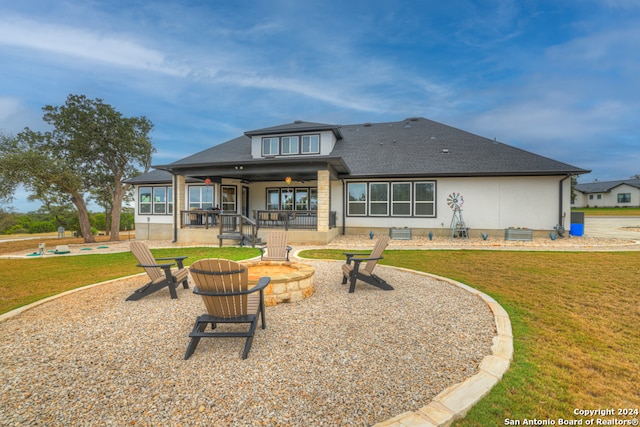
top-left (241, 260), bottom-right (315, 306)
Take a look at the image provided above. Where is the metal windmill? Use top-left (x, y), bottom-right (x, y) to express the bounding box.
top-left (447, 193), bottom-right (468, 239)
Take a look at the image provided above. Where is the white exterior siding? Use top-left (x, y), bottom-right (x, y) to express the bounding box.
top-left (341, 176), bottom-right (569, 232)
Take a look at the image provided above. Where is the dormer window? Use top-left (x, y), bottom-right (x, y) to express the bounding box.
top-left (261, 134), bottom-right (320, 157)
top-left (262, 137), bottom-right (279, 155)
top-left (301, 135), bottom-right (320, 154)
top-left (281, 136), bottom-right (299, 155)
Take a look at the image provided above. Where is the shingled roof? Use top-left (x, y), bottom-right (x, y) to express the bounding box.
top-left (154, 117), bottom-right (588, 179)
top-left (575, 179), bottom-right (640, 193)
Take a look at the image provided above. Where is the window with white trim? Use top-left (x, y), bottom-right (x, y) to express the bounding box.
top-left (153, 187), bottom-right (167, 214)
top-left (260, 134), bottom-right (320, 157)
top-left (347, 183), bottom-right (367, 216)
top-left (309, 188), bottom-right (318, 210)
top-left (221, 186), bottom-right (236, 212)
top-left (414, 182), bottom-right (435, 216)
top-left (267, 189), bottom-right (280, 210)
top-left (295, 188), bottom-right (309, 210)
top-left (281, 188), bottom-right (294, 211)
top-left (301, 135), bottom-right (320, 153)
top-left (139, 186), bottom-right (173, 215)
top-left (262, 137), bottom-right (279, 155)
top-left (266, 187), bottom-right (317, 211)
top-left (189, 185), bottom-right (214, 210)
top-left (391, 182), bottom-right (411, 215)
top-left (139, 187), bottom-right (152, 214)
top-left (281, 136), bottom-right (299, 155)
top-left (346, 181), bottom-right (436, 217)
top-left (369, 182), bottom-right (389, 216)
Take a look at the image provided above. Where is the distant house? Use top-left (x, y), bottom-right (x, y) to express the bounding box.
top-left (573, 179), bottom-right (640, 208)
top-left (128, 117), bottom-right (589, 244)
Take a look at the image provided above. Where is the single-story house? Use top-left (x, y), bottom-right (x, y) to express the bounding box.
top-left (128, 117), bottom-right (589, 244)
top-left (573, 179), bottom-right (640, 208)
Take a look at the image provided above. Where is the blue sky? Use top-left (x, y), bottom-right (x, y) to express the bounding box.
top-left (1, 0), bottom-right (639, 212)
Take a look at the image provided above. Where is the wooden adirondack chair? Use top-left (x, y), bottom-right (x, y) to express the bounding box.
top-left (185, 259), bottom-right (271, 360)
top-left (259, 231), bottom-right (292, 261)
top-left (126, 241), bottom-right (189, 301)
top-left (341, 235), bottom-right (393, 293)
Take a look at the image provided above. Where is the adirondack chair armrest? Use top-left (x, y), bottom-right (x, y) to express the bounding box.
top-left (348, 256), bottom-right (383, 272)
top-left (156, 256), bottom-right (188, 268)
top-left (137, 262), bottom-right (175, 269)
top-left (342, 252), bottom-right (372, 264)
top-left (349, 256), bottom-right (383, 262)
top-left (250, 277), bottom-right (271, 294)
top-left (137, 262), bottom-right (175, 278)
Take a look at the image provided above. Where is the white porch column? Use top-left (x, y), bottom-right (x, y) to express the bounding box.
top-left (317, 169), bottom-right (330, 232)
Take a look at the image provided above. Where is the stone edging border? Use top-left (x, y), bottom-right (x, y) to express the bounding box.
top-left (1, 258), bottom-right (513, 427)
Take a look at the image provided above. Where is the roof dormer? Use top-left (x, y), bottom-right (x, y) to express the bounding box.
top-left (245, 121), bottom-right (342, 159)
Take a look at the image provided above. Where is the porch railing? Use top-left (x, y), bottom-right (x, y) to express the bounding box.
top-left (254, 210), bottom-right (336, 230)
top-left (180, 209), bottom-right (337, 232)
top-left (179, 209), bottom-right (220, 229)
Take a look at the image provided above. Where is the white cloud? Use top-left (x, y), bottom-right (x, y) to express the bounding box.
top-left (0, 17), bottom-right (190, 76)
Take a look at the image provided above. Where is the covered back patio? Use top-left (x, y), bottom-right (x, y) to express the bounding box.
top-left (161, 157), bottom-right (347, 245)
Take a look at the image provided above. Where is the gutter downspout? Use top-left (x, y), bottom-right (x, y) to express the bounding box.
top-left (341, 179), bottom-right (346, 235)
top-left (559, 174), bottom-right (571, 230)
top-left (172, 172), bottom-right (178, 243)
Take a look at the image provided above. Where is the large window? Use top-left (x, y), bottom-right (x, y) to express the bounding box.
top-left (267, 189), bottom-right (280, 210)
top-left (346, 181), bottom-right (436, 217)
top-left (618, 193), bottom-right (631, 203)
top-left (153, 187), bottom-right (167, 214)
top-left (347, 183), bottom-right (367, 216)
top-left (295, 188), bottom-right (309, 210)
top-left (189, 185), bottom-right (214, 210)
top-left (369, 183), bottom-right (389, 216)
top-left (266, 187), bottom-right (317, 211)
top-left (414, 182), bottom-right (435, 216)
top-left (139, 187), bottom-right (152, 214)
top-left (281, 188), bottom-right (294, 211)
top-left (139, 186), bottom-right (173, 215)
top-left (391, 183), bottom-right (412, 215)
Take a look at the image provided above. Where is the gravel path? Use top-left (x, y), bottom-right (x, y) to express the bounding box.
top-left (0, 260), bottom-right (495, 426)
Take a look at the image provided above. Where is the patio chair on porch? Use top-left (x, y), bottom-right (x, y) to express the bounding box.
top-left (259, 231), bottom-right (292, 261)
top-left (126, 241), bottom-right (190, 301)
top-left (341, 235), bottom-right (393, 293)
top-left (185, 259), bottom-right (270, 360)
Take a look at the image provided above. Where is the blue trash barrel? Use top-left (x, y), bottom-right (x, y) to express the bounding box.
top-left (570, 223), bottom-right (584, 236)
